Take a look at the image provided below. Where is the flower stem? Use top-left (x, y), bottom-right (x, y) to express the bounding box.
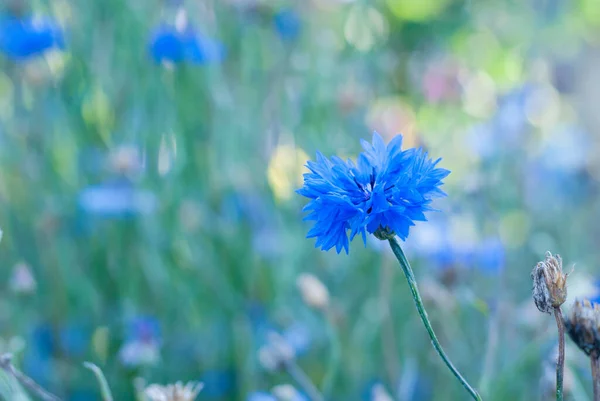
top-left (83, 362), bottom-right (114, 401)
top-left (592, 352), bottom-right (600, 401)
top-left (387, 237), bottom-right (482, 401)
top-left (321, 309), bottom-right (341, 398)
top-left (284, 360), bottom-right (325, 401)
top-left (553, 307), bottom-right (565, 401)
top-left (0, 353), bottom-right (62, 401)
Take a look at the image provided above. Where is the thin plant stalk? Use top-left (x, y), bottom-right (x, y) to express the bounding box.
top-left (478, 304), bottom-right (500, 397)
top-left (320, 309), bottom-right (341, 398)
top-left (379, 259), bottom-right (401, 392)
top-left (553, 307), bottom-right (565, 401)
top-left (83, 362), bottom-right (114, 401)
top-left (0, 353), bottom-right (62, 401)
top-left (284, 360), bottom-right (325, 401)
top-left (387, 237), bottom-right (482, 401)
top-left (592, 352), bottom-right (600, 401)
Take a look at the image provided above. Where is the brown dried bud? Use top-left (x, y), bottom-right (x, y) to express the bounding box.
top-left (531, 252), bottom-right (569, 314)
top-left (564, 299), bottom-right (600, 356)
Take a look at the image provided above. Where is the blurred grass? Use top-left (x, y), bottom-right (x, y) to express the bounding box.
top-left (0, 0), bottom-right (599, 400)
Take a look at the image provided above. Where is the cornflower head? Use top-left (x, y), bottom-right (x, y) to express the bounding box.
top-left (0, 16), bottom-right (64, 60)
top-left (297, 132), bottom-right (449, 253)
top-left (149, 24), bottom-right (225, 65)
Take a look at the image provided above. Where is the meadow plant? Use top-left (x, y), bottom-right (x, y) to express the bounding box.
top-left (564, 300), bottom-right (600, 400)
top-left (531, 252), bottom-right (569, 400)
top-left (298, 132), bottom-right (481, 400)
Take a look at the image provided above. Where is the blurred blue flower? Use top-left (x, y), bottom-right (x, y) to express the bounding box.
top-left (200, 369), bottom-right (236, 398)
top-left (149, 25), bottom-right (225, 64)
top-left (78, 178), bottom-right (157, 219)
top-left (22, 354), bottom-right (53, 389)
top-left (282, 322), bottom-right (311, 356)
top-left (589, 280), bottom-right (600, 305)
top-left (126, 315), bottom-right (161, 343)
top-left (59, 322), bottom-right (90, 357)
top-left (31, 323), bottom-right (55, 359)
top-left (475, 238), bottom-right (505, 275)
top-left (23, 323), bottom-right (56, 388)
top-left (0, 16), bottom-right (64, 59)
top-left (298, 133), bottom-right (449, 253)
top-left (274, 8), bottom-right (301, 40)
top-left (119, 316), bottom-right (162, 367)
top-left (247, 392), bottom-right (276, 401)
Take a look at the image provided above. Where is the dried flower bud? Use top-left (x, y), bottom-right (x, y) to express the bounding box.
top-left (564, 299), bottom-right (600, 356)
top-left (296, 273), bottom-right (329, 310)
top-left (144, 381), bottom-right (203, 401)
top-left (531, 252), bottom-right (569, 313)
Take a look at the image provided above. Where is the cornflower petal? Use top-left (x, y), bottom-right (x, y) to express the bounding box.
top-left (297, 133), bottom-right (449, 253)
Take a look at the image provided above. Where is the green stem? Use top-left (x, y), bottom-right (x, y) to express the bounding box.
top-left (553, 307), bottom-right (564, 401)
top-left (387, 237), bottom-right (482, 401)
top-left (320, 309), bottom-right (341, 398)
top-left (592, 352), bottom-right (600, 401)
top-left (284, 360), bottom-right (324, 401)
top-left (83, 362), bottom-right (114, 401)
top-left (0, 353), bottom-right (62, 401)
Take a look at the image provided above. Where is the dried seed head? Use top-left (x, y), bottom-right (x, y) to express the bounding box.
top-left (564, 299), bottom-right (600, 356)
top-left (296, 273), bottom-right (329, 310)
top-left (531, 252), bottom-right (569, 313)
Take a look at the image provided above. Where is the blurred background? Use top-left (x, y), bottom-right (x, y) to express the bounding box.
top-left (0, 0), bottom-right (600, 400)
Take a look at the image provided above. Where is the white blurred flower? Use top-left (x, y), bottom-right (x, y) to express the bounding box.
top-left (145, 381), bottom-right (203, 401)
top-left (9, 262), bottom-right (36, 294)
top-left (108, 145), bottom-right (143, 175)
top-left (119, 340), bottom-right (160, 367)
top-left (272, 384), bottom-right (301, 401)
top-left (0, 336), bottom-right (25, 355)
top-left (258, 332), bottom-right (295, 371)
top-left (371, 383), bottom-right (394, 401)
top-left (296, 273), bottom-right (329, 310)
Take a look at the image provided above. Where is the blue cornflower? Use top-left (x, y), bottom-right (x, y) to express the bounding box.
top-left (298, 133), bottom-right (449, 254)
top-left (274, 8), bottom-right (301, 41)
top-left (0, 16), bottom-right (64, 59)
top-left (149, 25), bottom-right (225, 64)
